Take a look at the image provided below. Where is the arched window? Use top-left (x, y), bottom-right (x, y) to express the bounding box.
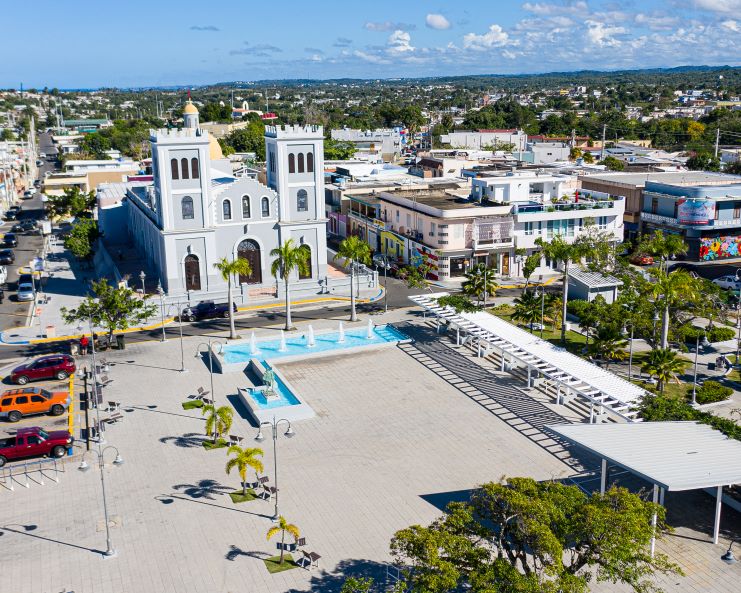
top-left (307, 152), bottom-right (314, 173)
top-left (191, 158), bottom-right (199, 179)
top-left (171, 158), bottom-right (179, 180)
top-left (222, 199), bottom-right (232, 221)
top-left (297, 153), bottom-right (305, 173)
top-left (242, 195), bottom-right (251, 218)
top-left (184, 254), bottom-right (201, 291)
top-left (298, 244), bottom-right (312, 279)
top-left (288, 153), bottom-right (295, 174)
top-left (181, 196), bottom-right (194, 220)
top-left (181, 158), bottom-right (189, 179)
top-left (297, 189), bottom-right (308, 212)
top-left (261, 197), bottom-right (270, 217)
top-left (237, 239), bottom-right (262, 284)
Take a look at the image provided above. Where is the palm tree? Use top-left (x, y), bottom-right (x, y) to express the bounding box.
top-left (270, 239), bottom-right (310, 330)
top-left (213, 257), bottom-right (252, 340)
top-left (461, 264), bottom-right (498, 306)
top-left (201, 404), bottom-right (233, 443)
top-left (544, 293), bottom-right (563, 332)
top-left (334, 235), bottom-right (371, 322)
top-left (636, 230), bottom-right (687, 271)
top-left (512, 290), bottom-right (540, 332)
top-left (641, 348), bottom-right (688, 393)
top-left (647, 268), bottom-right (699, 349)
top-left (588, 326), bottom-right (628, 370)
top-left (266, 516), bottom-right (301, 564)
top-left (225, 445), bottom-right (264, 495)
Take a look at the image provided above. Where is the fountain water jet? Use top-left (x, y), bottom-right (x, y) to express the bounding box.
top-left (249, 332), bottom-right (259, 355)
top-left (338, 322), bottom-right (345, 343)
top-left (307, 325), bottom-right (316, 347)
top-left (279, 330), bottom-right (287, 352)
top-left (366, 319), bottom-right (374, 339)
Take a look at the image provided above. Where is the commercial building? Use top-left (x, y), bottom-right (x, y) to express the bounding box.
top-left (440, 129), bottom-right (527, 151)
top-left (330, 128), bottom-right (405, 162)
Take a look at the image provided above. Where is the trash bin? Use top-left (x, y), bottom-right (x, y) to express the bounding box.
top-left (708, 362), bottom-right (716, 371)
top-left (116, 334), bottom-right (125, 350)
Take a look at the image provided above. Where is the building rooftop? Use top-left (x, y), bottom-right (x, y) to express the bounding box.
top-left (580, 171), bottom-right (741, 188)
top-left (569, 267), bottom-right (623, 289)
top-left (382, 190), bottom-right (491, 211)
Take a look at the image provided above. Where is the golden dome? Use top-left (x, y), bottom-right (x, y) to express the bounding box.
top-left (209, 135), bottom-right (224, 160)
top-left (183, 101), bottom-right (199, 115)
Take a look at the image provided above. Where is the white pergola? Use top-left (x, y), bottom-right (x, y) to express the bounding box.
top-left (410, 293), bottom-right (646, 423)
top-left (550, 422), bottom-right (741, 552)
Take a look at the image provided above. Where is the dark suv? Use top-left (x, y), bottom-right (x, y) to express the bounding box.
top-left (181, 301), bottom-right (237, 322)
top-left (10, 354), bottom-right (76, 385)
top-left (0, 249), bottom-right (15, 264)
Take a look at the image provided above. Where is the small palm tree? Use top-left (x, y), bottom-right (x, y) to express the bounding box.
top-left (225, 445), bottom-right (264, 495)
top-left (201, 404), bottom-right (234, 443)
top-left (461, 264), bottom-right (498, 306)
top-left (641, 348), bottom-right (688, 393)
top-left (334, 235), bottom-right (371, 322)
top-left (512, 290), bottom-right (540, 332)
top-left (544, 294), bottom-right (563, 332)
top-left (636, 230), bottom-right (687, 271)
top-left (588, 326), bottom-right (628, 370)
top-left (213, 257), bottom-right (252, 340)
top-left (270, 239), bottom-right (310, 330)
top-left (266, 516), bottom-right (301, 564)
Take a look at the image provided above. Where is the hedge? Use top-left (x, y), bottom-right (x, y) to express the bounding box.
top-left (687, 380), bottom-right (733, 405)
top-left (640, 395), bottom-right (741, 441)
top-left (674, 324), bottom-right (736, 344)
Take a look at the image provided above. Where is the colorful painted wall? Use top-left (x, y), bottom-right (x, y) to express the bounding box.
top-left (699, 235), bottom-right (741, 261)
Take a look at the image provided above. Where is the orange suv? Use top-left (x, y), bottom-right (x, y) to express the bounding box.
top-left (0, 387), bottom-right (71, 423)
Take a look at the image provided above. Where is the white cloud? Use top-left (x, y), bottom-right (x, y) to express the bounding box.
top-left (634, 13), bottom-right (679, 31)
top-left (721, 19), bottom-right (740, 32)
top-left (388, 30), bottom-right (415, 53)
top-left (463, 24), bottom-right (511, 50)
top-left (522, 1), bottom-right (588, 15)
top-left (365, 21), bottom-right (415, 32)
top-left (426, 14), bottom-right (451, 30)
top-left (585, 20), bottom-right (626, 47)
top-left (693, 0), bottom-right (741, 13)
top-left (353, 50), bottom-right (389, 64)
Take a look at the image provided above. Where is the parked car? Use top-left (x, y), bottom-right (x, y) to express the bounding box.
top-left (18, 273), bottom-right (35, 288)
top-left (33, 179), bottom-right (41, 187)
top-left (0, 249), bottom-right (15, 264)
top-left (8, 205), bottom-right (21, 215)
top-left (4, 210), bottom-right (17, 221)
top-left (180, 300), bottom-right (237, 322)
top-left (12, 220), bottom-right (37, 233)
top-left (372, 254), bottom-right (393, 270)
top-left (10, 354), bottom-right (76, 385)
top-left (0, 387), bottom-right (71, 421)
top-left (0, 427), bottom-right (73, 466)
top-left (712, 274), bottom-right (741, 291)
top-left (3, 233), bottom-right (17, 247)
top-left (16, 282), bottom-right (35, 302)
top-left (39, 152), bottom-right (46, 159)
top-left (629, 253), bottom-right (654, 266)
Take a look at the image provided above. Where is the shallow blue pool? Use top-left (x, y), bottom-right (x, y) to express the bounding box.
top-left (247, 363), bottom-right (301, 409)
top-left (223, 324), bottom-right (408, 365)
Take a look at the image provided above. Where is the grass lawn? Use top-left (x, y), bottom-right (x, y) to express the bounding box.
top-left (202, 438), bottom-right (228, 450)
top-left (181, 400), bottom-right (204, 410)
top-left (494, 313), bottom-right (587, 354)
top-left (229, 489), bottom-right (258, 503)
top-left (263, 554), bottom-right (299, 574)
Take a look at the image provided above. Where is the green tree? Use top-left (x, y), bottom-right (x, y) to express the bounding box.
top-left (201, 404), bottom-right (234, 444)
top-left (641, 348), bottom-right (689, 393)
top-left (512, 290), bottom-right (541, 332)
top-left (600, 155), bottom-right (625, 171)
top-left (80, 133), bottom-right (112, 159)
top-left (522, 252), bottom-right (540, 291)
top-left (47, 186), bottom-right (96, 221)
top-left (270, 239), bottom-right (310, 330)
top-left (0, 128), bottom-right (15, 141)
top-left (64, 219), bottom-right (100, 260)
top-left (225, 445), bottom-right (264, 495)
top-left (461, 264), bottom-right (498, 306)
top-left (221, 118), bottom-right (266, 159)
top-left (588, 326), bottom-right (628, 370)
top-left (266, 516), bottom-right (301, 564)
top-left (340, 577), bottom-right (375, 593)
top-left (334, 235), bottom-right (372, 322)
top-left (391, 477), bottom-right (679, 593)
top-left (61, 279), bottom-right (157, 344)
top-left (213, 257), bottom-right (252, 339)
top-left (582, 151), bottom-right (595, 164)
top-left (544, 293), bottom-right (563, 332)
top-left (636, 230), bottom-right (688, 271)
top-left (569, 146), bottom-right (583, 160)
top-left (324, 138), bottom-right (355, 160)
top-left (436, 294), bottom-right (480, 313)
top-left (646, 268), bottom-right (699, 349)
top-left (686, 152), bottom-right (720, 172)
top-left (725, 161), bottom-right (741, 175)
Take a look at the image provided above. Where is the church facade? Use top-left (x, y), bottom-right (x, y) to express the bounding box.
top-left (124, 101), bottom-right (329, 303)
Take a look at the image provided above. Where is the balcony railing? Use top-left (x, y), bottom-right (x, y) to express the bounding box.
top-left (514, 200), bottom-right (615, 215)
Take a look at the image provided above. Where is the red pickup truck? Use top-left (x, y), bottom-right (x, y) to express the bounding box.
top-left (0, 427), bottom-right (73, 467)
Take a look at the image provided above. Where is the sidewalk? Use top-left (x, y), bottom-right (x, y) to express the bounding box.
top-left (1, 239), bottom-right (386, 345)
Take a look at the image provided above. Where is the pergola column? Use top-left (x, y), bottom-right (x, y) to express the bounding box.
top-left (713, 485), bottom-right (723, 545)
top-left (600, 459), bottom-right (607, 494)
top-left (650, 484), bottom-right (659, 558)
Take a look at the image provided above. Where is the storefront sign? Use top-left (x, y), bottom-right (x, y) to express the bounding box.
top-left (677, 198), bottom-right (715, 225)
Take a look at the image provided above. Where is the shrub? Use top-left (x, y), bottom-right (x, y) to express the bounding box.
top-left (492, 303), bottom-right (514, 316)
top-left (566, 299), bottom-right (591, 317)
top-left (689, 380), bottom-right (733, 405)
top-left (707, 326), bottom-right (735, 343)
top-left (640, 395), bottom-right (741, 441)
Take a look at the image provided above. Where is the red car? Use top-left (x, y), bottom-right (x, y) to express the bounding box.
top-left (10, 354), bottom-right (76, 385)
top-left (0, 427), bottom-right (73, 467)
top-left (629, 253), bottom-right (654, 266)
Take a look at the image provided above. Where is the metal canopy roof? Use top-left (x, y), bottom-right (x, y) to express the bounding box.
top-left (568, 267), bottom-right (623, 289)
top-left (550, 422), bottom-right (741, 491)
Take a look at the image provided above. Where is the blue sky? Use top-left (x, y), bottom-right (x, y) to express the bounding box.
top-left (2, 0), bottom-right (740, 88)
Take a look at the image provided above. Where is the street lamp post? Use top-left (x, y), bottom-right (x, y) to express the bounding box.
top-left (157, 282), bottom-right (166, 342)
top-left (167, 302), bottom-right (186, 372)
top-left (736, 303), bottom-right (741, 367)
top-left (195, 340), bottom-right (225, 437)
top-left (691, 332), bottom-right (709, 407)
top-left (536, 287), bottom-right (545, 339)
top-left (255, 417), bottom-right (295, 521)
top-left (139, 270), bottom-right (146, 295)
top-left (628, 322), bottom-right (635, 380)
top-left (77, 446), bottom-right (124, 558)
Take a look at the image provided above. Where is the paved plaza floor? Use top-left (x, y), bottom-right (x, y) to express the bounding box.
top-left (1, 312), bottom-right (740, 593)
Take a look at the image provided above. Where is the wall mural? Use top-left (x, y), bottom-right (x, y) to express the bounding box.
top-left (699, 235), bottom-right (741, 260)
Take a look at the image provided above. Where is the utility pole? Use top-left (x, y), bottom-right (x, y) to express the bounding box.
top-left (714, 127), bottom-right (720, 159)
top-left (571, 128), bottom-right (576, 148)
top-left (600, 124), bottom-right (607, 161)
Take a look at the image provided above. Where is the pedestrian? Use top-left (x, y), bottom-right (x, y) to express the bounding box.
top-left (80, 334), bottom-right (89, 356)
top-left (0, 289), bottom-right (4, 304)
